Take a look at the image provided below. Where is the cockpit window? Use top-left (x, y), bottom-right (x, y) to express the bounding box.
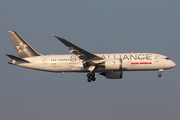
top-left (166, 58), bottom-right (171, 60)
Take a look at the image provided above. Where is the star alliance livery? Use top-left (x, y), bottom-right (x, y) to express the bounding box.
top-left (6, 31), bottom-right (176, 82)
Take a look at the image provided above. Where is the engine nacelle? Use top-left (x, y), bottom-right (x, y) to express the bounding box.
top-left (100, 71), bottom-right (123, 79)
top-left (105, 59), bottom-right (122, 70)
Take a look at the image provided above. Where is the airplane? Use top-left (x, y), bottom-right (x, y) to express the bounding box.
top-left (6, 31), bottom-right (176, 82)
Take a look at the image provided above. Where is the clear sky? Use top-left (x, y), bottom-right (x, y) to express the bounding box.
top-left (1, 0), bottom-right (180, 120)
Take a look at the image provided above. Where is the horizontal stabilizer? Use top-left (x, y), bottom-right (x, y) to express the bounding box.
top-left (6, 54), bottom-right (30, 63)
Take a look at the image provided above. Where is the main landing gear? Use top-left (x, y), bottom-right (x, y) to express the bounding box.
top-left (87, 72), bottom-right (96, 82)
top-left (158, 69), bottom-right (163, 77)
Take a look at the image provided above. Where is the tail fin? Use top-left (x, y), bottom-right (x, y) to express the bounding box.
top-left (8, 31), bottom-right (41, 58)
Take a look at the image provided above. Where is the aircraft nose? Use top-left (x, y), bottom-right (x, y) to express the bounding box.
top-left (172, 61), bottom-right (176, 68)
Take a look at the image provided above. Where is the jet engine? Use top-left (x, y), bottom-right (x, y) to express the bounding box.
top-left (100, 71), bottom-right (123, 79)
top-left (105, 59), bottom-right (122, 70)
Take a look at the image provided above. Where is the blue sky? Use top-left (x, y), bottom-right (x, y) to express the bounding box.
top-left (1, 0), bottom-right (180, 120)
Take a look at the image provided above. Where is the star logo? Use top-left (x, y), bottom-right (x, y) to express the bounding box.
top-left (16, 42), bottom-right (28, 53)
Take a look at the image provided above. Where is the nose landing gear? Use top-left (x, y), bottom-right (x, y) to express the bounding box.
top-left (87, 72), bottom-right (96, 82)
top-left (158, 69), bottom-right (163, 77)
top-left (158, 73), bottom-right (162, 77)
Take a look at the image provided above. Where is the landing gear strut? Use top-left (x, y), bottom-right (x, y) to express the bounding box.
top-left (87, 72), bottom-right (96, 82)
top-left (158, 69), bottom-right (163, 77)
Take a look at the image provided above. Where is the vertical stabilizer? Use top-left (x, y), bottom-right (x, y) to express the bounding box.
top-left (8, 31), bottom-right (41, 58)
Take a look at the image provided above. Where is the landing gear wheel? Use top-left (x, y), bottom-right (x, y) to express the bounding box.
top-left (87, 78), bottom-right (91, 82)
top-left (158, 73), bottom-right (162, 77)
top-left (91, 77), bottom-right (96, 81)
top-left (158, 69), bottom-right (163, 78)
top-left (91, 73), bottom-right (95, 76)
top-left (87, 72), bottom-right (96, 82)
top-left (87, 73), bottom-right (91, 77)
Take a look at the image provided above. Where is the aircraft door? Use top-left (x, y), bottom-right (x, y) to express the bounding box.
top-left (155, 55), bottom-right (159, 62)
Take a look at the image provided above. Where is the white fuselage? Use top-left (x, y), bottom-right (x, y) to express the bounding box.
top-left (14, 53), bottom-right (176, 73)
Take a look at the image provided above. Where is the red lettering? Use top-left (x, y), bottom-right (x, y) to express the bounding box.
top-left (131, 62), bottom-right (152, 65)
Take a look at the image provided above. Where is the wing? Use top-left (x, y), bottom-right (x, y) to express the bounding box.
top-left (53, 35), bottom-right (104, 61)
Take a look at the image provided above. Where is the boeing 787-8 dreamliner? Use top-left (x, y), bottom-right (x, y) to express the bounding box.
top-left (6, 31), bottom-right (176, 82)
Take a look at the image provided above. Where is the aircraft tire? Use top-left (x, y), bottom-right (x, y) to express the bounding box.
top-left (91, 73), bottom-right (95, 76)
top-left (92, 77), bottom-right (96, 81)
top-left (158, 73), bottom-right (162, 77)
top-left (87, 73), bottom-right (91, 77)
top-left (87, 78), bottom-right (91, 82)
